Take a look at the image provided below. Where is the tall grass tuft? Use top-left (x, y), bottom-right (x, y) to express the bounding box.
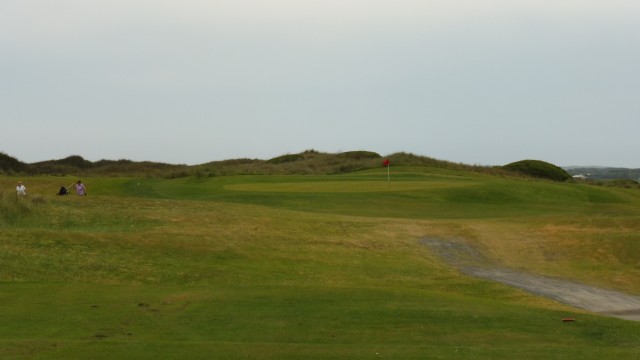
top-left (0, 190), bottom-right (46, 225)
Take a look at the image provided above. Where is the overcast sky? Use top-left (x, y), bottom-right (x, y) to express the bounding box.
top-left (1, 1), bottom-right (639, 167)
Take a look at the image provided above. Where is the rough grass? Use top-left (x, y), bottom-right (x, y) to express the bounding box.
top-left (0, 190), bottom-right (47, 226)
top-left (2, 168), bottom-right (640, 359)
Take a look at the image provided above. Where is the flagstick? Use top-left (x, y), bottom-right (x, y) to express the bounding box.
top-left (387, 164), bottom-right (390, 189)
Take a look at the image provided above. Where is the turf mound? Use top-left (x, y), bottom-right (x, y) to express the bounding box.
top-left (503, 160), bottom-right (571, 182)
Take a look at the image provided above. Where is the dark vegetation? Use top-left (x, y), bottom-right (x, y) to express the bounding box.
top-left (1, 150), bottom-right (506, 178)
top-left (0, 152), bottom-right (189, 178)
top-left (0, 152), bottom-right (27, 173)
top-left (4, 150), bottom-right (624, 188)
top-left (502, 159), bottom-right (572, 182)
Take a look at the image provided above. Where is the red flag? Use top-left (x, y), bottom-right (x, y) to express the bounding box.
top-left (382, 159), bottom-right (390, 166)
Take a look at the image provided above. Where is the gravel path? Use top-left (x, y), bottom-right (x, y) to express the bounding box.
top-left (421, 238), bottom-right (640, 321)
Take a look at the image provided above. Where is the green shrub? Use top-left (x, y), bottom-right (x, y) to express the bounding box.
top-left (502, 160), bottom-right (572, 182)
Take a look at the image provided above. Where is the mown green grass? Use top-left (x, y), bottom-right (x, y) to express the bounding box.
top-left (2, 167), bottom-right (640, 359)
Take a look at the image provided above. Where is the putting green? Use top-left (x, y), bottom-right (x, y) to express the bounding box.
top-left (225, 180), bottom-right (476, 193)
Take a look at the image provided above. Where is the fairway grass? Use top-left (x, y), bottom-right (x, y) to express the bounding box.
top-left (2, 168), bottom-right (640, 358)
top-left (2, 283), bottom-right (638, 359)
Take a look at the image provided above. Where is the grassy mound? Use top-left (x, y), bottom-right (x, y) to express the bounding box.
top-left (503, 159), bottom-right (572, 182)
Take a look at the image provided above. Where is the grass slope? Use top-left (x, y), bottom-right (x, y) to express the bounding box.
top-left (2, 167), bottom-right (640, 359)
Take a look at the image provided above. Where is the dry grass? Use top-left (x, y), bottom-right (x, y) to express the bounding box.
top-left (439, 217), bottom-right (640, 295)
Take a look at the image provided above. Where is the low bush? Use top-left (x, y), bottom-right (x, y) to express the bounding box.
top-left (502, 160), bottom-right (572, 182)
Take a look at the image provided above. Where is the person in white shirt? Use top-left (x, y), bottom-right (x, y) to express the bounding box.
top-left (16, 181), bottom-right (27, 196)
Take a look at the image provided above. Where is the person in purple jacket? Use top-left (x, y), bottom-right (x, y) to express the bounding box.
top-left (74, 180), bottom-right (87, 196)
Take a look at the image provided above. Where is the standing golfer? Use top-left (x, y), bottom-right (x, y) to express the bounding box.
top-left (16, 181), bottom-right (27, 196)
top-left (74, 180), bottom-right (87, 196)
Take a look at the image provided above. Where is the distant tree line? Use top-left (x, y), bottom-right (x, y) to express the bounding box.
top-left (565, 167), bottom-right (640, 181)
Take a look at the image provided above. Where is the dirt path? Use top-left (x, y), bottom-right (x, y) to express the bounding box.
top-left (421, 238), bottom-right (640, 321)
